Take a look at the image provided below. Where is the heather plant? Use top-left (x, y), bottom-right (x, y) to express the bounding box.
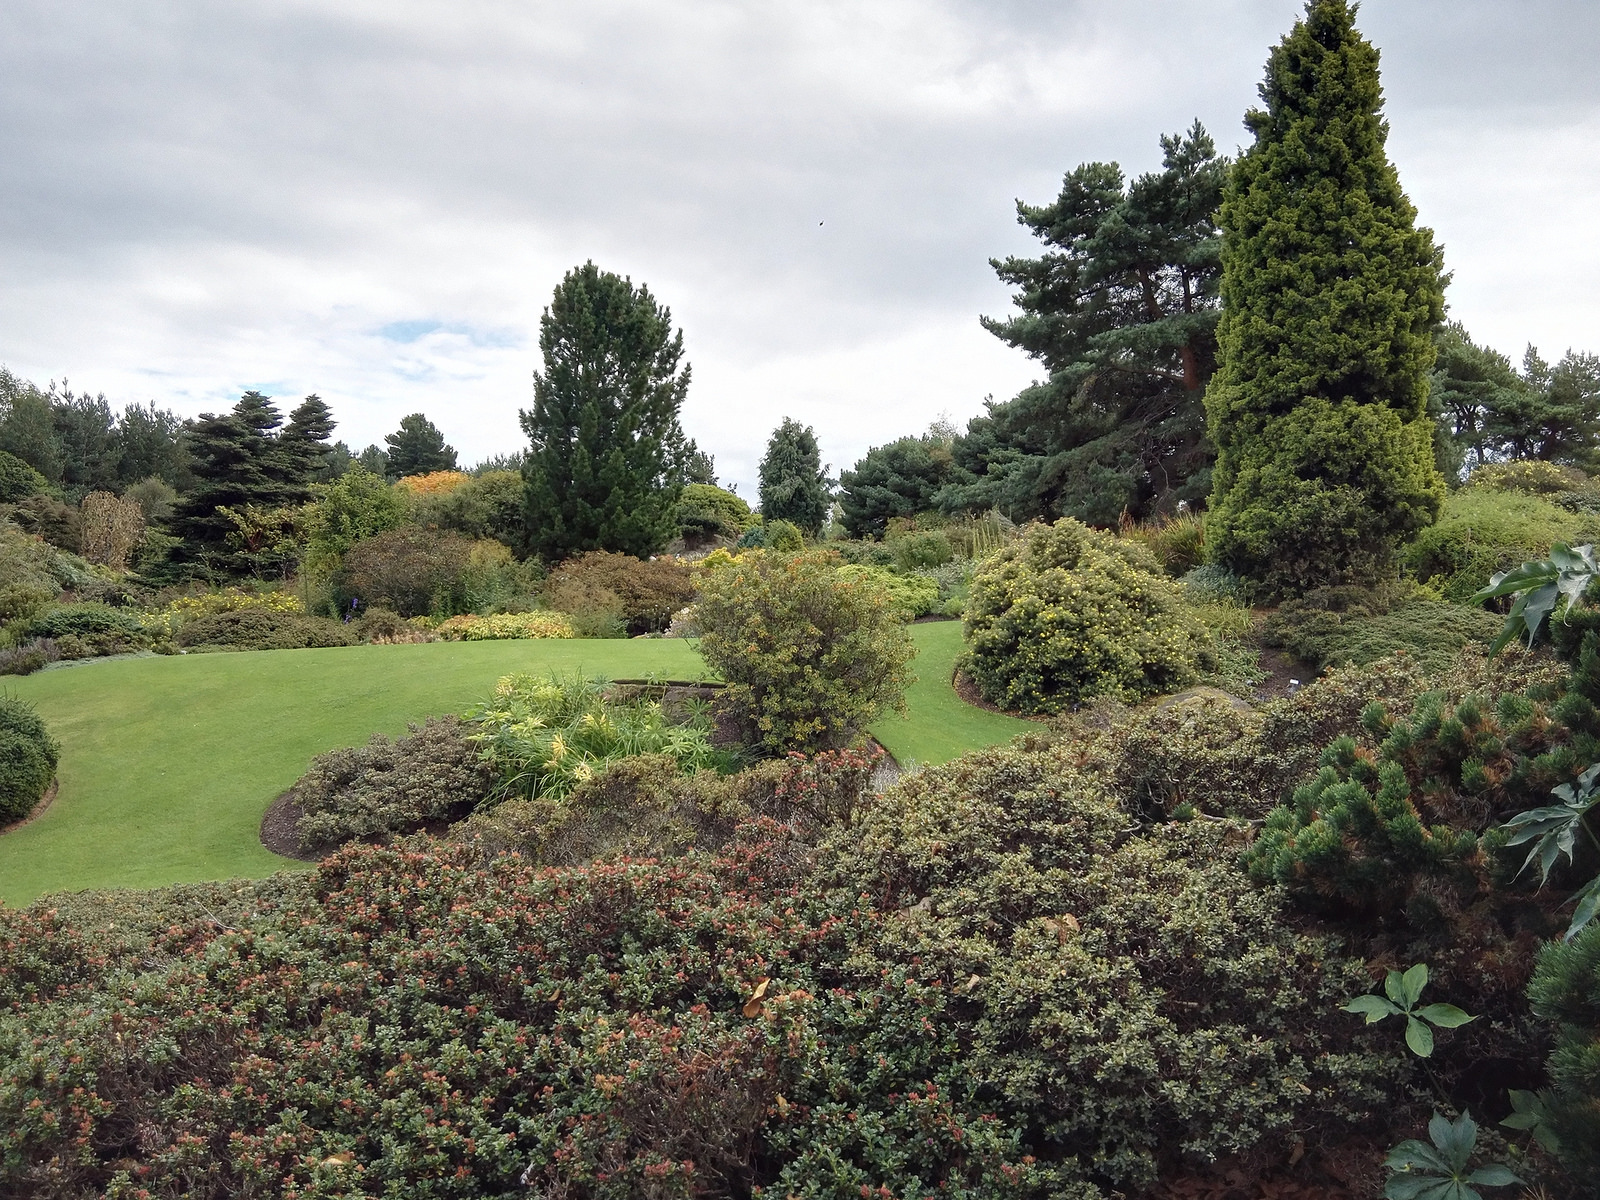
top-left (174, 608), bottom-right (358, 651)
top-left (293, 716), bottom-right (496, 853)
top-left (692, 548), bottom-right (915, 752)
top-left (964, 517), bottom-right (1206, 713)
top-left (19, 602), bottom-right (149, 658)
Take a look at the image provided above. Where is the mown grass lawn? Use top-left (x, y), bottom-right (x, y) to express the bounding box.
top-left (0, 622), bottom-right (1032, 905)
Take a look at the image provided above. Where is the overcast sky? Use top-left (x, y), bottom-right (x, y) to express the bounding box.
top-left (2, 1), bottom-right (1597, 494)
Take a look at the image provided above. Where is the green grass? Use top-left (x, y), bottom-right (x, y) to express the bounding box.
top-left (0, 623), bottom-right (1033, 905)
top-left (872, 620), bottom-right (1037, 768)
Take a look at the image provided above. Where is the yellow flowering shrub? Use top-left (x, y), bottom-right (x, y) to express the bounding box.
top-left (144, 588), bottom-right (304, 637)
top-left (964, 517), bottom-right (1206, 714)
top-left (434, 611), bottom-right (576, 641)
top-left (395, 470), bottom-right (471, 495)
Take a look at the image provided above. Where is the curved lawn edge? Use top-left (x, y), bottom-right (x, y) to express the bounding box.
top-left (868, 620), bottom-right (1037, 769)
top-left (2, 625), bottom-right (1032, 905)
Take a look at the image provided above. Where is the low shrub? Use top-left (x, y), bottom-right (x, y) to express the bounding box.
top-left (693, 549), bottom-right (915, 753)
top-left (1180, 563), bottom-right (1245, 604)
top-left (333, 527), bottom-right (522, 618)
top-left (1466, 459), bottom-right (1590, 496)
top-left (910, 558), bottom-right (975, 617)
top-left (0, 695), bottom-right (58, 823)
top-left (1402, 489), bottom-right (1600, 604)
top-left (434, 611), bottom-right (576, 641)
top-left (468, 673), bottom-right (721, 801)
top-left (0, 638), bottom-right (60, 676)
top-left (8, 494), bottom-right (81, 552)
top-left (1528, 925), bottom-right (1600, 1192)
top-left (1264, 592), bottom-right (1502, 671)
top-left (964, 517), bottom-right (1207, 714)
top-left (835, 563), bottom-right (940, 620)
top-left (394, 469), bottom-right (470, 495)
top-left (0, 450), bottom-right (48, 503)
top-left (887, 527), bottom-right (953, 570)
top-left (827, 539), bottom-right (895, 568)
top-left (20, 602), bottom-right (149, 658)
top-left (174, 608), bottom-right (358, 651)
top-left (292, 716), bottom-right (496, 853)
top-left (0, 580), bottom-right (56, 625)
top-left (764, 518), bottom-right (804, 552)
top-left (547, 550), bottom-right (697, 636)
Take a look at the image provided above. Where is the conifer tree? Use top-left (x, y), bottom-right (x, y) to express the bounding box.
top-left (521, 263), bottom-right (690, 561)
top-left (169, 393), bottom-right (293, 574)
top-left (758, 418), bottom-right (830, 536)
top-left (279, 394), bottom-right (338, 498)
top-left (384, 413), bottom-right (457, 478)
top-left (1204, 0), bottom-right (1446, 596)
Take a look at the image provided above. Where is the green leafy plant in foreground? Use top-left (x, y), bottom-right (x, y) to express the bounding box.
top-left (1343, 963), bottom-right (1475, 1057)
top-left (1503, 761), bottom-right (1600, 939)
top-left (1384, 1111), bottom-right (1520, 1200)
top-left (1499, 1088), bottom-right (1562, 1155)
top-left (1475, 541), bottom-right (1598, 654)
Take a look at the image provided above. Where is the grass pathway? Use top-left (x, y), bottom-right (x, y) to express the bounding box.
top-left (0, 623), bottom-right (1032, 905)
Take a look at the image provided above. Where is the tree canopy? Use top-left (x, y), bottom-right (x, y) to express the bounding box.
top-left (940, 123), bottom-right (1227, 526)
top-left (758, 418), bottom-right (830, 536)
top-left (520, 262), bottom-right (691, 561)
top-left (384, 414), bottom-right (457, 479)
top-left (1204, 0), bottom-right (1446, 596)
top-left (838, 430), bottom-right (957, 539)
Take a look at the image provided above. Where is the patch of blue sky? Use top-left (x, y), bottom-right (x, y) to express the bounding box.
top-left (375, 319), bottom-right (523, 349)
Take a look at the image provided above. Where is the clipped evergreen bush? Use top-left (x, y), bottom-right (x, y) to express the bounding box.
top-left (693, 549), bottom-right (914, 752)
top-left (964, 517), bottom-right (1206, 714)
top-left (834, 563), bottom-right (939, 620)
top-left (1263, 591), bottom-right (1501, 670)
top-left (1204, 0), bottom-right (1446, 597)
top-left (546, 550), bottom-right (696, 635)
top-left (0, 695), bottom-right (58, 823)
top-left (0, 450), bottom-right (48, 503)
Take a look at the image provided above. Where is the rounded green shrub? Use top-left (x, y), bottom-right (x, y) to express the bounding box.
top-left (1528, 924), bottom-right (1600, 1193)
top-left (963, 517), bottom-right (1207, 714)
top-left (834, 563), bottom-right (939, 620)
top-left (886, 528), bottom-right (953, 570)
top-left (1401, 489), bottom-right (1600, 604)
top-left (0, 696), bottom-right (58, 823)
top-left (0, 450), bottom-right (48, 503)
top-left (693, 548), bottom-right (915, 752)
top-left (1466, 459), bottom-right (1589, 496)
top-left (763, 518), bottom-right (804, 552)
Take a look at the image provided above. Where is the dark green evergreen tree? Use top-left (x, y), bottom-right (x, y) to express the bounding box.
top-left (1205, 0), bottom-right (1446, 597)
top-left (112, 402), bottom-right (190, 490)
top-left (839, 432), bottom-right (956, 539)
top-left (48, 386), bottom-right (120, 496)
top-left (169, 393), bottom-right (293, 574)
top-left (942, 123), bottom-right (1227, 525)
top-left (356, 444), bottom-right (390, 477)
top-left (384, 413), bottom-right (457, 478)
top-left (521, 263), bottom-right (691, 561)
top-left (758, 418), bottom-right (830, 536)
top-left (0, 371), bottom-right (64, 483)
top-left (278, 395), bottom-right (338, 499)
top-left (1508, 347), bottom-right (1600, 471)
top-left (1429, 322), bottom-right (1529, 477)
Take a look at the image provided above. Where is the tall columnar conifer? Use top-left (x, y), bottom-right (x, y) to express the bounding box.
top-left (758, 418), bottom-right (830, 536)
top-left (521, 263), bottom-right (690, 561)
top-left (1205, 0), bottom-right (1446, 596)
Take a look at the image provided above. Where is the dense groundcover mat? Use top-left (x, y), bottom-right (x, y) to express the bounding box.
top-left (0, 738), bottom-right (1404, 1200)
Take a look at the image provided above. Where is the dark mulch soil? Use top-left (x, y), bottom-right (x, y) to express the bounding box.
top-left (1253, 647), bottom-right (1317, 701)
top-left (259, 789), bottom-right (320, 861)
top-left (0, 778), bottom-right (60, 836)
top-left (1143, 1135), bottom-right (1381, 1200)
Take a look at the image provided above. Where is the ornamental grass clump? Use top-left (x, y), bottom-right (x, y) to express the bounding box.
top-left (468, 672), bottom-right (719, 801)
top-left (963, 517), bottom-right (1207, 714)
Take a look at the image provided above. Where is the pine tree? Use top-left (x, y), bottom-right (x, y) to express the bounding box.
top-left (758, 418), bottom-right (830, 536)
top-left (521, 262), bottom-right (690, 561)
top-left (384, 414), bottom-right (457, 478)
top-left (1204, 0), bottom-right (1446, 597)
top-left (943, 124), bottom-right (1227, 525)
top-left (279, 394), bottom-right (338, 498)
top-left (839, 432), bottom-right (956, 539)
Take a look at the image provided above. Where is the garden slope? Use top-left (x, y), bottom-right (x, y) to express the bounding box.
top-left (0, 623), bottom-right (1030, 904)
